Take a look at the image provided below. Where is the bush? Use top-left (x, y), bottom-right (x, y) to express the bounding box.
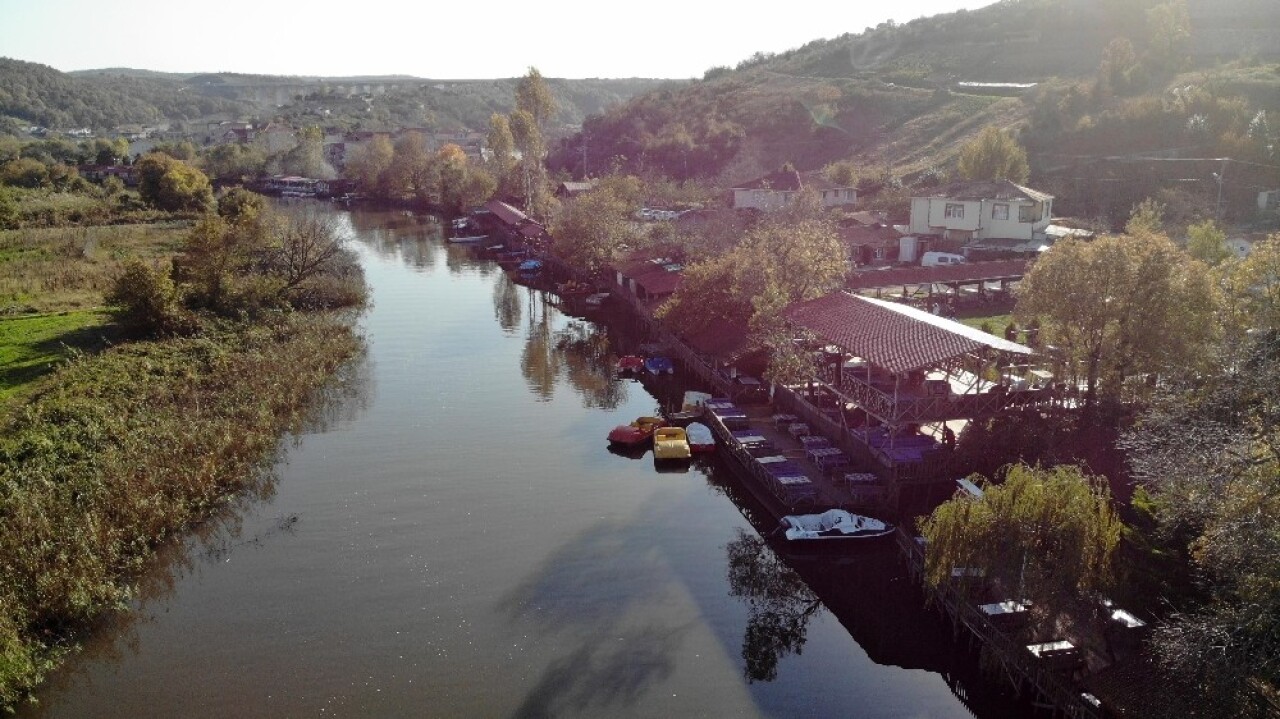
top-left (105, 259), bottom-right (195, 336)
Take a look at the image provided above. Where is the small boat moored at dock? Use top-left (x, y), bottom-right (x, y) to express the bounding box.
top-left (607, 416), bottom-right (666, 447)
top-left (685, 422), bottom-right (715, 453)
top-left (644, 356), bottom-right (674, 375)
top-left (616, 355), bottom-right (645, 377)
top-left (777, 509), bottom-right (894, 541)
top-left (653, 426), bottom-right (692, 461)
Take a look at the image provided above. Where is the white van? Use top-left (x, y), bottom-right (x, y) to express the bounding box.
top-left (921, 251), bottom-right (966, 267)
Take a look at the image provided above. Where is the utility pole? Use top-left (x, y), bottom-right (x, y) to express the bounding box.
top-left (1214, 158), bottom-right (1228, 221)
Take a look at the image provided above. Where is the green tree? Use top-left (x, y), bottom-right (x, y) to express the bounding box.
top-left (105, 259), bottom-right (193, 336)
top-left (134, 153), bottom-right (214, 212)
top-left (514, 66), bottom-right (557, 133)
top-left (1223, 233), bottom-right (1280, 334)
top-left (1016, 229), bottom-right (1218, 417)
top-left (549, 175), bottom-right (643, 276)
top-left (956, 126), bottom-right (1030, 183)
top-left (1186, 219), bottom-right (1230, 266)
top-left (486, 113), bottom-right (516, 175)
top-left (383, 132), bottom-right (434, 202)
top-left (920, 464), bottom-right (1122, 619)
top-left (1125, 331), bottom-right (1280, 716)
top-left (279, 125), bottom-right (334, 179)
top-left (0, 158), bottom-right (50, 188)
top-left (659, 192), bottom-right (846, 339)
top-left (216, 187), bottom-right (267, 224)
top-left (202, 142), bottom-right (267, 180)
top-left (1146, 0), bottom-right (1191, 74)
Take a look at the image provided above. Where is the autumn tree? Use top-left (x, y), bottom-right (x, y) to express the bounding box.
top-left (1222, 233), bottom-right (1280, 335)
top-left (134, 152), bottom-right (214, 212)
top-left (1015, 229), bottom-right (1218, 418)
top-left (919, 464), bottom-right (1122, 619)
top-left (343, 134), bottom-right (394, 196)
top-left (956, 126), bottom-right (1030, 184)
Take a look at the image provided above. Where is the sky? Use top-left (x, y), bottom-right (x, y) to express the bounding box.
top-left (0, 0), bottom-right (996, 80)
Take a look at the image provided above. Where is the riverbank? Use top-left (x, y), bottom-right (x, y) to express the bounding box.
top-left (0, 204), bottom-right (369, 709)
top-left (0, 312), bottom-right (363, 708)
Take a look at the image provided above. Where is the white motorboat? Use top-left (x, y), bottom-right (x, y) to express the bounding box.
top-left (777, 509), bottom-right (894, 541)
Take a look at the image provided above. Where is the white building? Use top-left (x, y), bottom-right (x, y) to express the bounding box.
top-left (730, 168), bottom-right (856, 212)
top-left (909, 180), bottom-right (1053, 243)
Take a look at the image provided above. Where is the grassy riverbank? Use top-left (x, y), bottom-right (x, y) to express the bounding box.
top-left (0, 205), bottom-right (367, 708)
top-left (0, 313), bottom-right (363, 707)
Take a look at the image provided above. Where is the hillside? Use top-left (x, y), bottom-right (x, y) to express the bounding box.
top-left (3, 60), bottom-right (675, 134)
top-left (548, 0), bottom-right (1280, 225)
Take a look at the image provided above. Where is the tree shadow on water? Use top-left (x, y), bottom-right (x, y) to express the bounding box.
top-left (510, 625), bottom-right (686, 719)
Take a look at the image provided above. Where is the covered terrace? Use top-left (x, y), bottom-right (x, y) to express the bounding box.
top-left (782, 292), bottom-right (1052, 478)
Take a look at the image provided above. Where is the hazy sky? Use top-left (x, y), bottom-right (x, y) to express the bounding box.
top-left (1, 0), bottom-right (997, 79)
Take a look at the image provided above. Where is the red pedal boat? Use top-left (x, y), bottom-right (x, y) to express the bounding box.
top-left (607, 416), bottom-right (666, 447)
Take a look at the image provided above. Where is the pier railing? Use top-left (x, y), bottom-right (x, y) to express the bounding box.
top-left (814, 365), bottom-right (1056, 424)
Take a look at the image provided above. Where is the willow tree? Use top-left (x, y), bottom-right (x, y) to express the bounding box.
top-left (1016, 228), bottom-right (1218, 417)
top-left (920, 464), bottom-right (1123, 613)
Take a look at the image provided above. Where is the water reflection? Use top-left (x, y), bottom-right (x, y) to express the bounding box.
top-left (725, 529), bottom-right (822, 682)
top-left (520, 293), bottom-right (560, 401)
top-left (516, 291), bottom-right (628, 409)
top-left (493, 272), bottom-right (523, 334)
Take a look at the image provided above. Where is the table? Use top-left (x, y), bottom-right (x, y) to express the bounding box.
top-left (798, 435), bottom-right (830, 449)
top-left (787, 422), bottom-right (811, 438)
top-left (771, 413), bottom-right (798, 428)
top-left (980, 600), bottom-right (1030, 617)
top-left (808, 446), bottom-right (849, 473)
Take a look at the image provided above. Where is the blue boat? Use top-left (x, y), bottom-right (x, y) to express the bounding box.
top-left (644, 355), bottom-right (674, 375)
top-left (517, 259), bottom-right (543, 273)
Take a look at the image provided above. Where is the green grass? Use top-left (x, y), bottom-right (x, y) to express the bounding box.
top-left (0, 309), bottom-right (116, 403)
top-left (957, 312), bottom-right (1014, 335)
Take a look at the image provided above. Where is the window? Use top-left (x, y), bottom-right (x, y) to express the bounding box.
top-left (944, 203), bottom-right (965, 219)
top-left (992, 203), bottom-right (1009, 220)
top-left (1019, 205), bottom-right (1036, 222)
top-left (844, 189), bottom-right (855, 200)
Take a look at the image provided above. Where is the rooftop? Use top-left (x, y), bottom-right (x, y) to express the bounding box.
top-left (784, 292), bottom-right (1032, 374)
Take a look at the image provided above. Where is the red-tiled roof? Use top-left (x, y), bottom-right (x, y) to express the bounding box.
top-left (633, 269), bottom-right (683, 296)
top-left (784, 293), bottom-right (1031, 374)
top-left (839, 224), bottom-right (902, 246)
top-left (484, 200), bottom-right (530, 227)
top-left (845, 259), bottom-right (1032, 290)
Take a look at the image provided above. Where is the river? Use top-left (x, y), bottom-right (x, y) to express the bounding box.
top-left (21, 206), bottom-right (1033, 718)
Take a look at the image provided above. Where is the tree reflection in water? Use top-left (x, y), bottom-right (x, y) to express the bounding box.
top-left (514, 287), bottom-right (628, 409)
top-left (725, 528), bottom-right (822, 682)
top-left (492, 272), bottom-right (523, 334)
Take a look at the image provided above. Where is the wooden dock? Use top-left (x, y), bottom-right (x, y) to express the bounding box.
top-left (896, 530), bottom-right (1106, 719)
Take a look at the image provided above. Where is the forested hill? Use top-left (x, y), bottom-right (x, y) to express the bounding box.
top-left (548, 0), bottom-right (1280, 216)
top-left (1, 58), bottom-right (676, 133)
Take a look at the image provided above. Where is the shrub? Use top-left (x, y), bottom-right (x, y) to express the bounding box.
top-left (105, 259), bottom-right (195, 336)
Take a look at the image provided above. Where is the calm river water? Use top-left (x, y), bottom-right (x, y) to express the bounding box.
top-left (22, 206), bottom-right (1032, 718)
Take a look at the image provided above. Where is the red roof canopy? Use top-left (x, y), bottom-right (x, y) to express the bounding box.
top-left (784, 293), bottom-right (1031, 374)
top-left (845, 259), bottom-right (1032, 290)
